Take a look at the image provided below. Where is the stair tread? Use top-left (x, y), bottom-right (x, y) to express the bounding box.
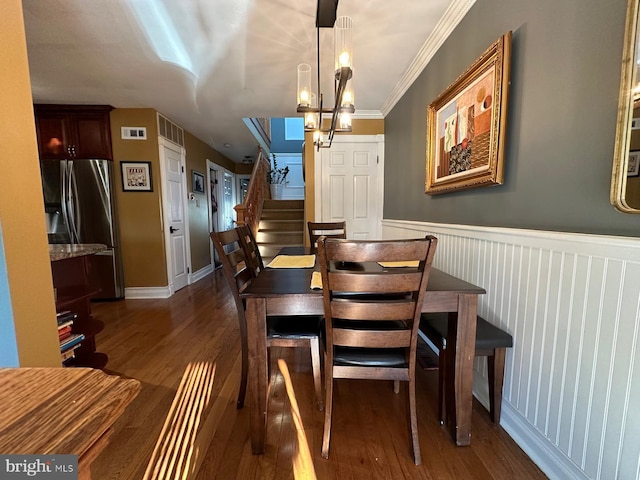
top-left (262, 209), bottom-right (304, 212)
top-left (259, 220), bottom-right (304, 223)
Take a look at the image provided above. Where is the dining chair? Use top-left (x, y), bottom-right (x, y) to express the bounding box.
top-left (317, 235), bottom-right (438, 465)
top-left (420, 313), bottom-right (513, 424)
top-left (307, 221), bottom-right (346, 253)
top-left (210, 228), bottom-right (324, 410)
top-left (236, 224), bottom-right (264, 277)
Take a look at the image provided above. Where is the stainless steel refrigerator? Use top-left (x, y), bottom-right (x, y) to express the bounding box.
top-left (41, 159), bottom-right (125, 299)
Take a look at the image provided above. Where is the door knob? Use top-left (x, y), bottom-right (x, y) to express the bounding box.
top-left (169, 226), bottom-right (180, 233)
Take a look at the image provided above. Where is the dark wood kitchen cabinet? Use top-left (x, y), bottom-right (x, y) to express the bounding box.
top-left (34, 104), bottom-right (114, 160)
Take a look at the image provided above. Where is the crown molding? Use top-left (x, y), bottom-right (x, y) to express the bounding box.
top-left (352, 109), bottom-right (384, 120)
top-left (380, 0), bottom-right (477, 116)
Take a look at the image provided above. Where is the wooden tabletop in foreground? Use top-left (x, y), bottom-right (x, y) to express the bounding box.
top-left (0, 368), bottom-right (140, 459)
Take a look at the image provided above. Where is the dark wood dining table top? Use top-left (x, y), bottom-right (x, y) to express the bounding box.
top-left (241, 246), bottom-right (486, 298)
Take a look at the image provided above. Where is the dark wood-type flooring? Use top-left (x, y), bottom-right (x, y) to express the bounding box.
top-left (90, 268), bottom-right (547, 479)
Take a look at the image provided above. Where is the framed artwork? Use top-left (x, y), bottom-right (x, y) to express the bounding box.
top-left (426, 32), bottom-right (512, 195)
top-left (121, 161), bottom-right (152, 192)
top-left (628, 150), bottom-right (640, 177)
top-left (192, 170), bottom-right (205, 194)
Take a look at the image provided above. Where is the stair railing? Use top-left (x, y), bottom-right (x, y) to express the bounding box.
top-left (234, 148), bottom-right (271, 237)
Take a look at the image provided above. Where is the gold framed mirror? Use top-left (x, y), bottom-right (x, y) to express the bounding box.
top-left (611, 0), bottom-right (640, 212)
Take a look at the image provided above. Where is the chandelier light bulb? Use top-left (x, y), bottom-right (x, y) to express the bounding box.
top-left (339, 51), bottom-right (350, 68)
top-left (339, 112), bottom-right (352, 129)
top-left (305, 112), bottom-right (317, 129)
top-left (297, 63), bottom-right (312, 107)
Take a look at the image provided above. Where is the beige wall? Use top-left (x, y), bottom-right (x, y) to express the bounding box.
top-left (110, 109), bottom-right (167, 287)
top-left (234, 162), bottom-right (254, 175)
top-left (111, 109), bottom-right (240, 285)
top-left (303, 118), bottom-right (384, 243)
top-left (0, 0), bottom-right (60, 366)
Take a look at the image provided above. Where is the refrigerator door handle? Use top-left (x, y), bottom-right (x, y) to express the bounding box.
top-left (60, 160), bottom-right (73, 243)
top-left (67, 161), bottom-right (80, 243)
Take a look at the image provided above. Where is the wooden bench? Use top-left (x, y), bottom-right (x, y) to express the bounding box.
top-left (143, 362), bottom-right (217, 480)
top-left (420, 313), bottom-right (513, 424)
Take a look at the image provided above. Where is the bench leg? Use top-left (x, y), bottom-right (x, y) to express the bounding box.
top-left (488, 348), bottom-right (506, 423)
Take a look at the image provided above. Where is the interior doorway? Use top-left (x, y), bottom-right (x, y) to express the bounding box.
top-left (159, 138), bottom-right (190, 293)
top-left (206, 161), bottom-right (236, 268)
top-left (206, 160), bottom-right (221, 268)
top-left (314, 134), bottom-right (384, 239)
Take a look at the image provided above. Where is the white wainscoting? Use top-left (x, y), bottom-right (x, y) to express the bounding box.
top-left (382, 219), bottom-right (640, 480)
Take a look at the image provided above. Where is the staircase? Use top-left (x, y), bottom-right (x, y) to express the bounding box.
top-left (256, 199), bottom-right (304, 261)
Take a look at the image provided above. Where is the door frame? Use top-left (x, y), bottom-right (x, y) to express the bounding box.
top-left (222, 169), bottom-right (237, 231)
top-left (158, 137), bottom-right (192, 294)
top-left (313, 134), bottom-right (385, 239)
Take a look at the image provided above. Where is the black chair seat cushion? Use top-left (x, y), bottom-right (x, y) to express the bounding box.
top-left (268, 315), bottom-right (322, 340)
top-left (420, 313), bottom-right (513, 350)
top-left (334, 346), bottom-right (407, 367)
top-left (329, 319), bottom-right (409, 367)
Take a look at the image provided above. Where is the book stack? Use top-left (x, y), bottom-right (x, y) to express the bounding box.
top-left (57, 311), bottom-right (84, 365)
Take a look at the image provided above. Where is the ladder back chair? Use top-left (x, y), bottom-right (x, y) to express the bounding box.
top-left (211, 228), bottom-right (324, 410)
top-left (317, 235), bottom-right (438, 465)
top-left (307, 221), bottom-right (346, 253)
top-left (237, 224), bottom-right (264, 277)
top-left (210, 229), bottom-right (253, 408)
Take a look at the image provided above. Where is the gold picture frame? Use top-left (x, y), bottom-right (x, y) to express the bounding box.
top-left (426, 32), bottom-right (512, 195)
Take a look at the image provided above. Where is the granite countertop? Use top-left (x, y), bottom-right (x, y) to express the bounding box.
top-left (49, 243), bottom-right (107, 261)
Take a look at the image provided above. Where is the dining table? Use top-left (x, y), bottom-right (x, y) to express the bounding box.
top-left (240, 246), bottom-right (486, 454)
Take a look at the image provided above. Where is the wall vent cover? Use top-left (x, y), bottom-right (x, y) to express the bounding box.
top-left (157, 113), bottom-right (184, 147)
top-left (121, 126), bottom-right (147, 140)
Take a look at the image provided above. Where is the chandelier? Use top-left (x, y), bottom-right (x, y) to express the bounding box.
top-left (296, 9), bottom-right (354, 151)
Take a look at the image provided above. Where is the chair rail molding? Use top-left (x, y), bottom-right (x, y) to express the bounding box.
top-left (382, 219), bottom-right (640, 480)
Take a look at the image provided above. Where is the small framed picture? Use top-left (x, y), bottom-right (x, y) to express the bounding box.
top-left (121, 161), bottom-right (153, 191)
top-left (192, 170), bottom-right (205, 194)
top-left (628, 151), bottom-right (640, 177)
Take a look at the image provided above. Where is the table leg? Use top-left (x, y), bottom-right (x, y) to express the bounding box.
top-left (449, 294), bottom-right (477, 446)
top-left (245, 297), bottom-right (268, 454)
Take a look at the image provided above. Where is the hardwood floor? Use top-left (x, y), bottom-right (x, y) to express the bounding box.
top-left (90, 269), bottom-right (547, 479)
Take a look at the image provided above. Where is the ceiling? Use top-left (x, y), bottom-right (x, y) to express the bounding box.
top-left (21, 0), bottom-right (473, 163)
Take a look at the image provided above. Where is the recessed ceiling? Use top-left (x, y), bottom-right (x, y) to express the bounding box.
top-left (21, 0), bottom-right (474, 163)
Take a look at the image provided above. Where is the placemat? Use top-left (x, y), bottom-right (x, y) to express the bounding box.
top-left (267, 254), bottom-right (316, 268)
top-left (378, 260), bottom-right (420, 268)
top-left (310, 271), bottom-right (322, 289)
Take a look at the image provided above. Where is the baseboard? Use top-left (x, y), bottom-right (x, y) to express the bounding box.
top-left (499, 400), bottom-right (590, 480)
top-left (190, 264), bottom-right (213, 284)
top-left (124, 286), bottom-right (172, 299)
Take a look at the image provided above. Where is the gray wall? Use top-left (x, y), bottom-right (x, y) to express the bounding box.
top-left (384, 0), bottom-right (639, 237)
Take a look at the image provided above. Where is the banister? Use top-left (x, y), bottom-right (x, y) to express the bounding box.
top-left (234, 148), bottom-right (271, 238)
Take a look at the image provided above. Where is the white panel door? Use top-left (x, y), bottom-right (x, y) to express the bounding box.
top-left (318, 136), bottom-right (383, 239)
top-left (278, 153), bottom-right (304, 200)
top-left (162, 142), bottom-right (188, 292)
